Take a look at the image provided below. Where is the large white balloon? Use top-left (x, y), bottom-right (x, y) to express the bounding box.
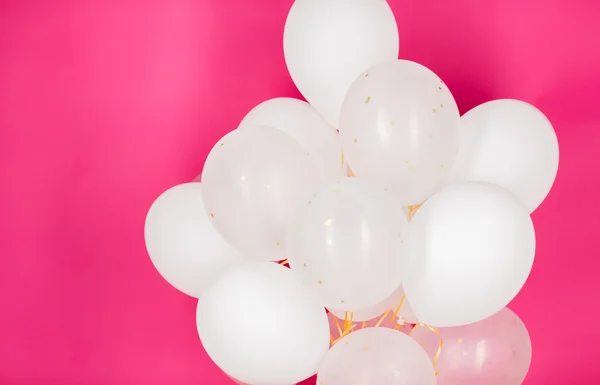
top-left (237, 97), bottom-right (344, 182)
top-left (201, 126), bottom-right (321, 261)
top-left (196, 262), bottom-right (329, 385)
top-left (403, 182), bottom-right (536, 327)
top-left (284, 0), bottom-right (399, 127)
top-left (450, 99), bottom-right (559, 213)
top-left (339, 60), bottom-right (461, 206)
top-left (286, 177), bottom-right (409, 312)
top-left (317, 327), bottom-right (437, 385)
top-left (144, 183), bottom-right (245, 298)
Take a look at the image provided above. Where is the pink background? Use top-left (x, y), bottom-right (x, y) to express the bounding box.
top-left (0, 0), bottom-right (598, 384)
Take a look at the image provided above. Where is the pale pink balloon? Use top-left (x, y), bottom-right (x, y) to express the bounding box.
top-left (327, 310), bottom-right (412, 346)
top-left (410, 307), bottom-right (531, 385)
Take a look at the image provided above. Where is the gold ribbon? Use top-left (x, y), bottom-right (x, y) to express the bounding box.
top-left (407, 203), bottom-right (423, 220)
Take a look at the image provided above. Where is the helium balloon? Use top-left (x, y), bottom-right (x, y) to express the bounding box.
top-left (410, 307), bottom-right (532, 385)
top-left (144, 183), bottom-right (245, 298)
top-left (449, 99), bottom-right (559, 213)
top-left (403, 182), bottom-right (535, 327)
top-left (284, 0), bottom-right (399, 127)
top-left (201, 126), bottom-right (320, 261)
top-left (286, 177), bottom-right (409, 312)
top-left (237, 97), bottom-right (344, 182)
top-left (339, 60), bottom-right (460, 206)
top-left (317, 327), bottom-right (437, 385)
top-left (196, 262), bottom-right (329, 385)
top-left (328, 284), bottom-right (418, 324)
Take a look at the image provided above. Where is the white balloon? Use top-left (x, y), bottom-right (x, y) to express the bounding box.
top-left (403, 182), bottom-right (536, 327)
top-left (329, 284), bottom-right (418, 323)
top-left (238, 97), bottom-right (344, 182)
top-left (450, 99), bottom-right (559, 213)
top-left (144, 183), bottom-right (245, 298)
top-left (286, 177), bottom-right (409, 312)
top-left (284, 0), bottom-right (399, 127)
top-left (201, 126), bottom-right (321, 261)
top-left (317, 327), bottom-right (437, 385)
top-left (339, 60), bottom-right (461, 206)
top-left (196, 262), bottom-right (329, 385)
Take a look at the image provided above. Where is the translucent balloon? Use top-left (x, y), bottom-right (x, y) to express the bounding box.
top-left (284, 0), bottom-right (399, 127)
top-left (449, 99), bottom-right (559, 213)
top-left (201, 126), bottom-right (321, 261)
top-left (403, 182), bottom-right (536, 327)
top-left (237, 97), bottom-right (344, 182)
top-left (144, 183), bottom-right (245, 298)
top-left (410, 307), bottom-right (532, 385)
top-left (328, 284), bottom-right (418, 324)
top-left (339, 60), bottom-right (461, 206)
top-left (196, 262), bottom-right (329, 385)
top-left (317, 327), bottom-right (437, 385)
top-left (286, 177), bottom-right (409, 312)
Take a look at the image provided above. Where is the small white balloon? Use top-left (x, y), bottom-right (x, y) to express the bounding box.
top-left (403, 182), bottom-right (536, 327)
top-left (196, 262), bottom-right (329, 385)
top-left (339, 60), bottom-right (461, 206)
top-left (284, 0), bottom-right (399, 127)
top-left (201, 126), bottom-right (321, 261)
top-left (450, 99), bottom-right (559, 213)
top-left (144, 183), bottom-right (245, 298)
top-left (329, 284), bottom-right (418, 323)
top-left (317, 327), bottom-right (437, 385)
top-left (238, 97), bottom-right (344, 182)
top-left (286, 177), bottom-right (409, 312)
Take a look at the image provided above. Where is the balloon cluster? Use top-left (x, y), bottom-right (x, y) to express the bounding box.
top-left (145, 2), bottom-right (558, 385)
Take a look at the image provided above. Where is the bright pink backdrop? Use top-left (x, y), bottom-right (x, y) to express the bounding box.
top-left (0, 0), bottom-right (598, 384)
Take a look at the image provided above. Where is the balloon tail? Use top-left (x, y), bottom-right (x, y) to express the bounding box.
top-left (374, 309), bottom-right (392, 327)
top-left (409, 322), bottom-right (443, 376)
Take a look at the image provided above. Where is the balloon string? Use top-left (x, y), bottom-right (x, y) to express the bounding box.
top-left (409, 322), bottom-right (443, 376)
top-left (333, 316), bottom-right (343, 338)
top-left (330, 312), bottom-right (356, 346)
top-left (389, 294), bottom-right (406, 327)
top-left (343, 311), bottom-right (354, 331)
top-left (374, 309), bottom-right (392, 327)
top-left (330, 324), bottom-right (356, 346)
